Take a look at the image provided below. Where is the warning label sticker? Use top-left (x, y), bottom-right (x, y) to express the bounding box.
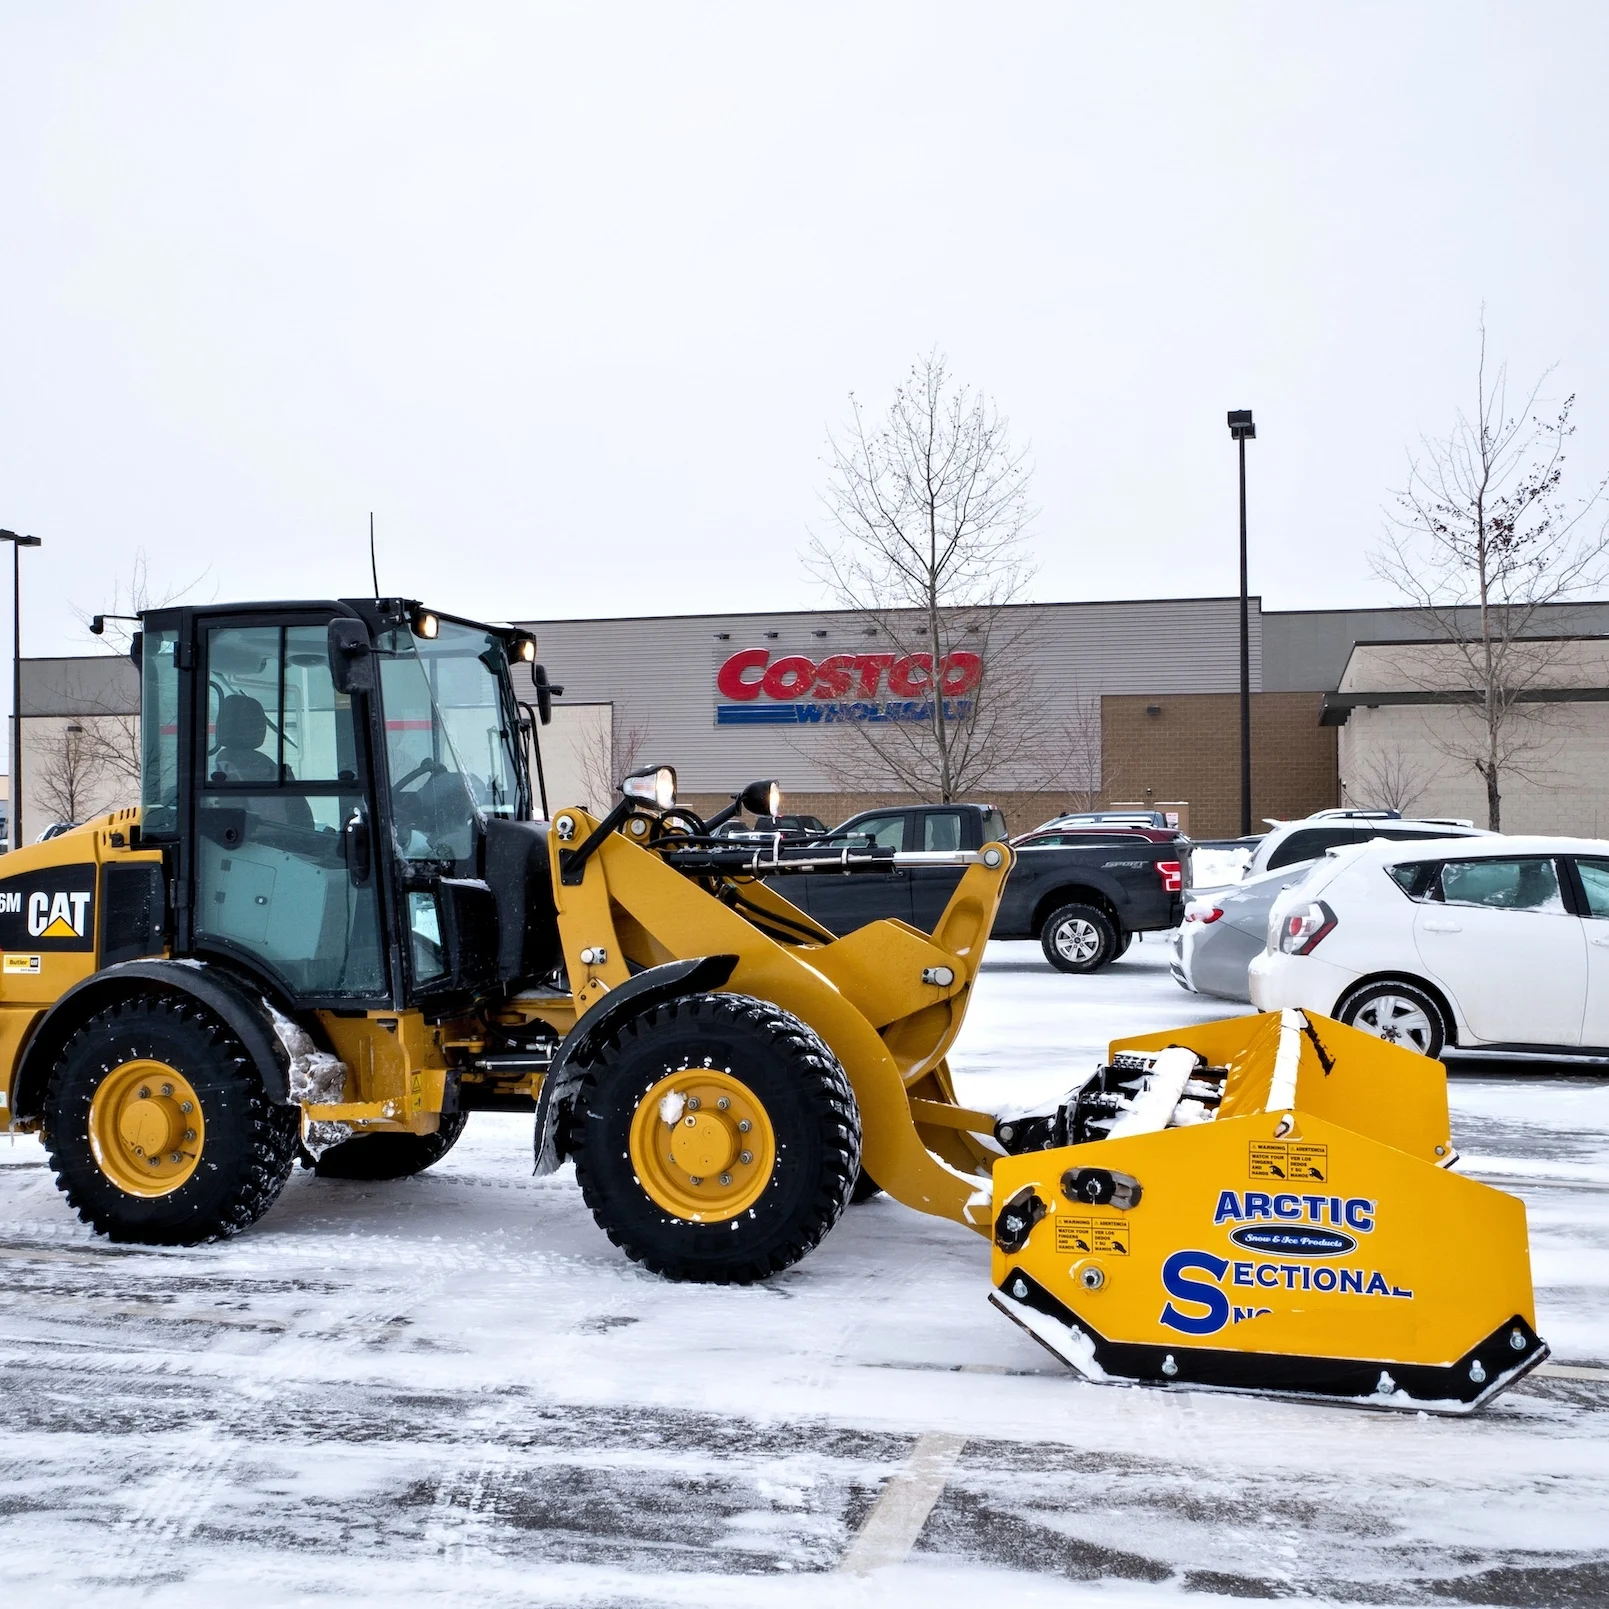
top-left (1248, 1141), bottom-right (1329, 1182)
top-left (1055, 1215), bottom-right (1131, 1256)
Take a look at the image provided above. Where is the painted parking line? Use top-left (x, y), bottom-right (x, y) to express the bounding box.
top-left (1536, 1362), bottom-right (1609, 1382)
top-left (839, 1432), bottom-right (966, 1575)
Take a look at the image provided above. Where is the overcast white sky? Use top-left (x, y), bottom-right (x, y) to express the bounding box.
top-left (2, 2), bottom-right (1608, 662)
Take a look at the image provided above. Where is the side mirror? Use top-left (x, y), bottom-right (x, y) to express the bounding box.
top-left (531, 663), bottom-right (562, 726)
top-left (328, 619), bottom-right (375, 695)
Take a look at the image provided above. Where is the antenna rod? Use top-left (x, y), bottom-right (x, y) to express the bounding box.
top-left (369, 512), bottom-right (380, 599)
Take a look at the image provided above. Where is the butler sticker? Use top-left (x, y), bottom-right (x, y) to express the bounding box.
top-left (0, 868), bottom-right (95, 952)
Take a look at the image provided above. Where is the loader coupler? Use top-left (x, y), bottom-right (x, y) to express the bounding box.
top-left (988, 1107), bottom-right (1548, 1413)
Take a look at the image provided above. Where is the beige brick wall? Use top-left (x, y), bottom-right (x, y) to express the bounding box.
top-left (1101, 693), bottom-right (1338, 839)
top-left (687, 694), bottom-right (1339, 839)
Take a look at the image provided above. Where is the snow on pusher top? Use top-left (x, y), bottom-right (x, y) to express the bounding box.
top-left (0, 597), bottom-right (1545, 1411)
top-left (989, 1009), bottom-right (1548, 1412)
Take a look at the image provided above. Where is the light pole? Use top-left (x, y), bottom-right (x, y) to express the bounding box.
top-left (1225, 411), bottom-right (1255, 838)
top-left (0, 530), bottom-right (42, 851)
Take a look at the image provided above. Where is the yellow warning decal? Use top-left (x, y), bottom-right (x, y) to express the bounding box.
top-left (2, 954), bottom-right (42, 974)
top-left (1055, 1215), bottom-right (1132, 1256)
top-left (1249, 1141), bottom-right (1329, 1182)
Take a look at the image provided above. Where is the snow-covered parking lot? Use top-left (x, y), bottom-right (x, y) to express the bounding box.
top-left (2, 938), bottom-right (1607, 1608)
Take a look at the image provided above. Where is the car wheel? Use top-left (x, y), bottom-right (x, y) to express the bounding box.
top-left (1336, 981), bottom-right (1447, 1059)
top-left (1040, 903), bottom-right (1117, 974)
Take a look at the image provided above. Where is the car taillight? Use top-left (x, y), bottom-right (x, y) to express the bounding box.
top-left (1184, 906), bottom-right (1223, 925)
top-left (1277, 900), bottom-right (1336, 956)
top-left (1157, 860), bottom-right (1183, 893)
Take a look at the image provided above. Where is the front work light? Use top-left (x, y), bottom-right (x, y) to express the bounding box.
top-left (411, 608), bottom-right (440, 640)
top-left (740, 779), bottom-right (782, 817)
top-left (622, 764), bottom-right (677, 810)
top-left (514, 635), bottom-right (537, 663)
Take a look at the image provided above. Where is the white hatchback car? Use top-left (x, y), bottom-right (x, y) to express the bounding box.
top-left (1249, 835), bottom-right (1609, 1059)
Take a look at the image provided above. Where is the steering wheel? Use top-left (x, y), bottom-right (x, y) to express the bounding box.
top-left (392, 757), bottom-right (449, 840)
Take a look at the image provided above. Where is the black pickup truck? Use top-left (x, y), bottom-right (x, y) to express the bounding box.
top-left (765, 803), bottom-right (1187, 972)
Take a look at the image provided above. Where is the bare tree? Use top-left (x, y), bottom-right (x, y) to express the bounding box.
top-left (33, 724), bottom-right (106, 826)
top-left (73, 548), bottom-right (212, 656)
top-left (1342, 739), bottom-right (1438, 816)
top-left (572, 710), bottom-right (652, 815)
top-left (1372, 323), bottom-right (1609, 829)
top-left (1056, 689), bottom-right (1107, 813)
top-left (805, 351), bottom-right (1044, 802)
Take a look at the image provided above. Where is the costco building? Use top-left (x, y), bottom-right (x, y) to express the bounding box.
top-left (514, 595), bottom-right (1525, 839)
top-left (18, 594), bottom-right (1609, 844)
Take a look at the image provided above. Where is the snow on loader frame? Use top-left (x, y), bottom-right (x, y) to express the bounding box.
top-left (0, 597), bottom-right (1545, 1414)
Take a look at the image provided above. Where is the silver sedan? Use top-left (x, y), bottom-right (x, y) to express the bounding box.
top-left (1171, 862), bottom-right (1317, 1003)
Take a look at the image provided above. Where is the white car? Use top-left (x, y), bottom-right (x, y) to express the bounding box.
top-left (1249, 835), bottom-right (1609, 1059)
top-left (1243, 812), bottom-right (1486, 880)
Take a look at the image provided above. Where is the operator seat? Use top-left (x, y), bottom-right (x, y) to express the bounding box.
top-left (212, 693), bottom-right (314, 832)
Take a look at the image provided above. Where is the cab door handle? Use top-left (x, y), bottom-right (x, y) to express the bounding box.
top-left (1592, 936), bottom-right (1609, 948)
top-left (345, 807), bottom-right (372, 886)
top-left (1422, 920), bottom-right (1462, 933)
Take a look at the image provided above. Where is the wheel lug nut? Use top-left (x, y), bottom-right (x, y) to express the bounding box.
top-left (180, 1101), bottom-right (193, 1114)
top-left (719, 1173), bottom-right (732, 1186)
top-left (138, 1088), bottom-right (151, 1100)
top-left (161, 1084), bottom-right (174, 1098)
top-left (686, 1097), bottom-right (701, 1111)
top-left (683, 1115), bottom-right (697, 1128)
top-left (147, 1156), bottom-right (160, 1167)
top-left (739, 1150), bottom-right (753, 1165)
top-left (716, 1097), bottom-right (730, 1111)
top-left (169, 1152), bottom-right (182, 1164)
top-left (737, 1120), bottom-right (751, 1133)
top-left (184, 1129), bottom-right (196, 1142)
top-left (690, 1176), bottom-right (704, 1186)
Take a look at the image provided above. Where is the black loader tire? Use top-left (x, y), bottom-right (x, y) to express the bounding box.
top-left (1336, 979), bottom-right (1448, 1059)
top-left (308, 1112), bottom-right (469, 1179)
top-left (574, 992), bottom-right (861, 1283)
top-left (41, 994), bottom-right (299, 1245)
top-left (1040, 902), bottom-right (1118, 974)
top-left (850, 1168), bottom-right (884, 1204)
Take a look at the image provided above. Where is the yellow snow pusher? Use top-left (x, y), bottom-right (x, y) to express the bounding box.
top-left (0, 596), bottom-right (1544, 1417)
top-left (988, 1009), bottom-right (1549, 1412)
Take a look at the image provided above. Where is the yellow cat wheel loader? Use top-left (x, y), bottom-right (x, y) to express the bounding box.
top-left (0, 597), bottom-right (1546, 1412)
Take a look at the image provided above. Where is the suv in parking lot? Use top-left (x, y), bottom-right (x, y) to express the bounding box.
top-left (1251, 835), bottom-right (1609, 1058)
top-left (1244, 811), bottom-right (1485, 878)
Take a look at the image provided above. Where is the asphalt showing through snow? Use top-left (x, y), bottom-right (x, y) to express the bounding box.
top-left (1, 939), bottom-right (1606, 1607)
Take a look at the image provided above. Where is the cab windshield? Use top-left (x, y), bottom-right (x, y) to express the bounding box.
top-left (377, 620), bottom-right (526, 868)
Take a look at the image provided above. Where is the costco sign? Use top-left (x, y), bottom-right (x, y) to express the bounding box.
top-left (715, 648), bottom-right (982, 726)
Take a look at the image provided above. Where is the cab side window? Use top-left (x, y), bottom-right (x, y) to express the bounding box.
top-left (923, 812), bottom-right (963, 852)
top-left (835, 814), bottom-right (906, 851)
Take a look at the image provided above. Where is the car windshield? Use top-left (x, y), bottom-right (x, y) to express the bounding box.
top-left (376, 620), bottom-right (525, 867)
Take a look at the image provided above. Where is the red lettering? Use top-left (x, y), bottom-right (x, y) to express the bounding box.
top-left (812, 654), bottom-right (856, 698)
top-left (761, 655), bottom-right (816, 699)
top-left (850, 654), bottom-right (895, 697)
top-left (717, 649), bottom-right (770, 701)
top-left (887, 653), bottom-right (933, 696)
top-left (940, 651), bottom-right (982, 695)
top-left (719, 646), bottom-right (983, 703)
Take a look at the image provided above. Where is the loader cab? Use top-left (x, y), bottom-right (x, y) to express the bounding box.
top-left (138, 599), bottom-right (553, 1015)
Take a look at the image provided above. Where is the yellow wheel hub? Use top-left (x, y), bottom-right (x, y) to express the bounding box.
top-left (88, 1059), bottom-right (205, 1198)
top-left (628, 1069), bottom-right (777, 1222)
